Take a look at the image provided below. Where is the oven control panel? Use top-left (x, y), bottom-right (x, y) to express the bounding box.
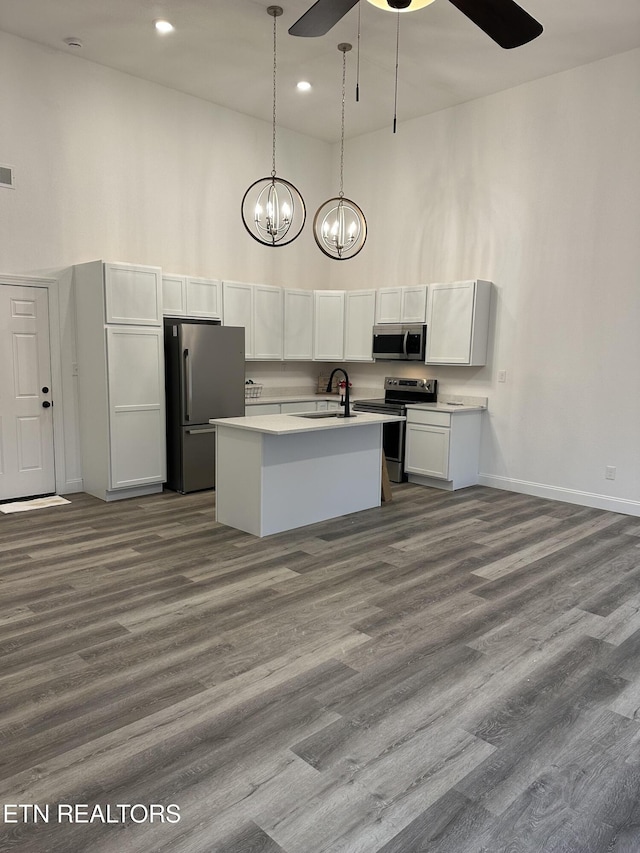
top-left (384, 377), bottom-right (437, 394)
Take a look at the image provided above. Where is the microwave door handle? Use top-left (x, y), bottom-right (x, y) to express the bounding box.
top-left (402, 331), bottom-right (409, 358)
top-left (183, 349), bottom-right (192, 421)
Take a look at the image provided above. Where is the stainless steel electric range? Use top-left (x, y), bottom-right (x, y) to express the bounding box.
top-left (353, 377), bottom-right (437, 482)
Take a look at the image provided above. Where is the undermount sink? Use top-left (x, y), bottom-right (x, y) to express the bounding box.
top-left (291, 411), bottom-right (357, 419)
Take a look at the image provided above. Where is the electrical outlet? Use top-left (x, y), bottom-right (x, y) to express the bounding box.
top-left (497, 370), bottom-right (507, 383)
top-left (605, 466), bottom-right (616, 480)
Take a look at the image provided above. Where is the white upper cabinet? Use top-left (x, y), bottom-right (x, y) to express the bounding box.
top-left (284, 289), bottom-right (314, 361)
top-left (253, 284), bottom-right (283, 360)
top-left (313, 291), bottom-right (345, 361)
top-left (344, 290), bottom-right (376, 362)
top-left (162, 275), bottom-right (222, 319)
top-left (426, 279), bottom-right (492, 366)
top-left (376, 288), bottom-right (403, 323)
top-left (376, 285), bottom-right (428, 324)
top-left (162, 275), bottom-right (187, 317)
top-left (401, 285), bottom-right (428, 323)
top-left (104, 262), bottom-right (162, 326)
top-left (186, 277), bottom-right (222, 319)
top-left (223, 281), bottom-right (255, 359)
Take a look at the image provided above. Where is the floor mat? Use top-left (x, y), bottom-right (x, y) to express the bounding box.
top-left (0, 496), bottom-right (72, 514)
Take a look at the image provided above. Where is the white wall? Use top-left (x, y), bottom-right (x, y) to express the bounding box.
top-left (329, 48), bottom-right (640, 513)
top-left (0, 30), bottom-right (330, 287)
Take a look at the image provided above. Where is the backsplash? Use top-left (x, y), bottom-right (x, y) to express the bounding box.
top-left (243, 361), bottom-right (490, 404)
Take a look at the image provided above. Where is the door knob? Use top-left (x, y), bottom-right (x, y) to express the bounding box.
top-left (42, 401), bottom-right (51, 409)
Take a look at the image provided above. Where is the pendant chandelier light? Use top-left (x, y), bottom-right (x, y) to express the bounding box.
top-left (241, 6), bottom-right (305, 247)
top-left (313, 44), bottom-right (367, 261)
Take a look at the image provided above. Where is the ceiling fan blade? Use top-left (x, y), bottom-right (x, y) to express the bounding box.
top-left (447, 0), bottom-right (543, 49)
top-left (288, 0), bottom-right (360, 37)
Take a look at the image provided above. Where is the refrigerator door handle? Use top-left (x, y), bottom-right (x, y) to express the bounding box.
top-left (184, 348), bottom-right (192, 421)
top-left (186, 427), bottom-right (217, 435)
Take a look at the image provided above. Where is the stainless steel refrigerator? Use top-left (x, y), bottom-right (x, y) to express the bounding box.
top-left (164, 319), bottom-right (245, 493)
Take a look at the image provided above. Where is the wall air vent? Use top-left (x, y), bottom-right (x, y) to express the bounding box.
top-left (0, 165), bottom-right (15, 189)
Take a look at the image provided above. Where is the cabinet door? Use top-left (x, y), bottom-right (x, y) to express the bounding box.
top-left (313, 291), bottom-right (345, 361)
top-left (426, 281), bottom-right (475, 365)
top-left (376, 288), bottom-right (402, 323)
top-left (104, 263), bottom-right (162, 326)
top-left (405, 424), bottom-right (450, 479)
top-left (106, 327), bottom-right (166, 489)
top-left (162, 275), bottom-right (187, 316)
top-left (186, 277), bottom-right (222, 319)
top-left (401, 285), bottom-right (428, 323)
top-left (344, 290), bottom-right (376, 362)
top-left (223, 281), bottom-right (254, 358)
top-left (284, 289), bottom-right (314, 360)
top-left (254, 284), bottom-right (283, 360)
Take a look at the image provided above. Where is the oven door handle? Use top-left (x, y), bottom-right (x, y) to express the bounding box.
top-left (402, 331), bottom-right (409, 358)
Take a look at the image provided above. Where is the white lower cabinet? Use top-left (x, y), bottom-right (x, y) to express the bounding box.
top-left (246, 403), bottom-right (282, 416)
top-left (405, 407), bottom-right (483, 490)
top-left (245, 399), bottom-right (341, 417)
top-left (280, 401), bottom-right (317, 413)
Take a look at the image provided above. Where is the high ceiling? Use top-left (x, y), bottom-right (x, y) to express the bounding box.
top-left (1, 0), bottom-right (639, 142)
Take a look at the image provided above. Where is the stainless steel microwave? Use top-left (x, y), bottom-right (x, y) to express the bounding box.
top-left (372, 323), bottom-right (427, 361)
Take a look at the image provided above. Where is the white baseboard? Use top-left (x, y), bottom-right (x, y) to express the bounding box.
top-left (477, 474), bottom-right (640, 518)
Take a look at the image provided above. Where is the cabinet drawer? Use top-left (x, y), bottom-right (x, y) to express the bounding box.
top-left (407, 410), bottom-right (451, 428)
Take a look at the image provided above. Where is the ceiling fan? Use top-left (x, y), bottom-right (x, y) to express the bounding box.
top-left (288, 0), bottom-right (543, 50)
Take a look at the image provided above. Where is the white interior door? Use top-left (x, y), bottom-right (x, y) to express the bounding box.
top-left (0, 284), bottom-right (55, 500)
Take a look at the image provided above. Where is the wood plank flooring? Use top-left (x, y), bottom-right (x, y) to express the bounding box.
top-left (1, 484), bottom-right (640, 852)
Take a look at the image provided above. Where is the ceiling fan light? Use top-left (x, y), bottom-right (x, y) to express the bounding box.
top-left (366, 0), bottom-right (437, 11)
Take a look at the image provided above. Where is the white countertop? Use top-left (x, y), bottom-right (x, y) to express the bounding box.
top-left (211, 411), bottom-right (405, 435)
top-left (406, 402), bottom-right (487, 413)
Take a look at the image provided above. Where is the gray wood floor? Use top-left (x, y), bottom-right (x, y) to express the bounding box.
top-left (1, 484), bottom-right (640, 852)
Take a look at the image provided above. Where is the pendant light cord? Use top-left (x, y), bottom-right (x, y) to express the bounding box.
top-left (393, 11), bottom-right (400, 134)
top-left (271, 9), bottom-right (278, 176)
top-left (356, 2), bottom-right (361, 102)
top-left (339, 46), bottom-right (347, 197)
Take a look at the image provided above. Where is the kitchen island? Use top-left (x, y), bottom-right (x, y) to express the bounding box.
top-left (210, 411), bottom-right (405, 537)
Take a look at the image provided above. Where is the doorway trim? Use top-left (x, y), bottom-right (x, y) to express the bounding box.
top-left (0, 274), bottom-right (68, 497)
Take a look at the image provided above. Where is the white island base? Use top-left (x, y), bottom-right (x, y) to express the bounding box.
top-left (213, 413), bottom-right (402, 537)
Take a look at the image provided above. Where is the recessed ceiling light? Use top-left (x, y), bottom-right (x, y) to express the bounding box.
top-left (154, 19), bottom-right (174, 34)
top-left (297, 81), bottom-right (312, 91)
